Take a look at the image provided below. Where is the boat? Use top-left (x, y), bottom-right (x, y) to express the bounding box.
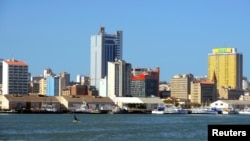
top-left (238, 106), bottom-right (250, 115)
top-left (151, 104), bottom-right (187, 114)
top-left (221, 107), bottom-right (239, 114)
top-left (40, 104), bottom-right (62, 113)
top-left (73, 114), bottom-right (80, 123)
top-left (0, 109), bottom-right (18, 114)
top-left (189, 106), bottom-right (217, 114)
top-left (109, 106), bottom-right (129, 114)
top-left (73, 101), bottom-right (92, 114)
top-left (151, 105), bottom-right (165, 114)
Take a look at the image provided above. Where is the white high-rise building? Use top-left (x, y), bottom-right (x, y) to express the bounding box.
top-left (107, 59), bottom-right (131, 97)
top-left (242, 77), bottom-right (249, 90)
top-left (90, 26), bottom-right (123, 90)
top-left (43, 68), bottom-right (53, 77)
top-left (2, 59), bottom-right (29, 95)
top-left (76, 74), bottom-right (82, 83)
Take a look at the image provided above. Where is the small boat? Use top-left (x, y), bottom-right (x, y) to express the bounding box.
top-left (109, 106), bottom-right (129, 114)
top-left (73, 114), bottom-right (80, 123)
top-left (73, 101), bottom-right (92, 114)
top-left (238, 106), bottom-right (250, 115)
top-left (221, 107), bottom-right (239, 114)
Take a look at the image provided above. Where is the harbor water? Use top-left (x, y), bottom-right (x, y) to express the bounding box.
top-left (0, 113), bottom-right (250, 141)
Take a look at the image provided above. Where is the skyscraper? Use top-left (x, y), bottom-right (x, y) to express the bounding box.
top-left (208, 48), bottom-right (243, 89)
top-left (107, 59), bottom-right (131, 97)
top-left (2, 59), bottom-right (29, 95)
top-left (90, 27), bottom-right (123, 90)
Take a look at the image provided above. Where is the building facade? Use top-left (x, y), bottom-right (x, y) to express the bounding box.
top-left (242, 77), bottom-right (249, 90)
top-left (208, 48), bottom-right (243, 90)
top-left (170, 73), bottom-right (193, 100)
top-left (99, 77), bottom-right (107, 97)
top-left (39, 78), bottom-right (47, 95)
top-left (107, 59), bottom-right (131, 97)
top-left (90, 26), bottom-right (123, 90)
top-left (0, 58), bottom-right (4, 85)
top-left (71, 84), bottom-right (88, 96)
top-left (59, 72), bottom-right (70, 87)
top-left (130, 67), bottom-right (160, 97)
top-left (76, 75), bottom-right (90, 85)
top-left (190, 80), bottom-right (217, 105)
top-left (2, 59), bottom-right (29, 95)
top-left (46, 76), bottom-right (59, 96)
top-left (29, 76), bottom-right (43, 94)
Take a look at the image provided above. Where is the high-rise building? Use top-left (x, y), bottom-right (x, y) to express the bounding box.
top-left (130, 67), bottom-right (160, 97)
top-left (39, 78), bottom-right (47, 95)
top-left (90, 26), bottom-right (123, 90)
top-left (46, 76), bottom-right (59, 96)
top-left (2, 59), bottom-right (29, 95)
top-left (170, 73), bottom-right (193, 100)
top-left (0, 58), bottom-right (4, 85)
top-left (242, 77), bottom-right (249, 90)
top-left (76, 74), bottom-right (82, 83)
top-left (59, 72), bottom-right (70, 86)
top-left (208, 48), bottom-right (243, 89)
top-left (43, 68), bottom-right (53, 77)
top-left (107, 59), bottom-right (131, 97)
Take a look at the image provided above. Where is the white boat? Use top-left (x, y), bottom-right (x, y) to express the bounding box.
top-left (238, 106), bottom-right (250, 115)
top-left (189, 106), bottom-right (217, 114)
top-left (152, 104), bottom-right (187, 114)
top-left (221, 107), bottom-right (239, 114)
top-left (41, 104), bottom-right (58, 112)
top-left (73, 101), bottom-right (92, 114)
top-left (110, 106), bottom-right (129, 114)
top-left (151, 109), bottom-right (164, 114)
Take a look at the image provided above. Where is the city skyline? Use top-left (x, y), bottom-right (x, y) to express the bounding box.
top-left (1, 0), bottom-right (249, 82)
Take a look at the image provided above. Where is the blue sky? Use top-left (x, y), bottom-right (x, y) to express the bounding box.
top-left (1, 0), bottom-right (249, 82)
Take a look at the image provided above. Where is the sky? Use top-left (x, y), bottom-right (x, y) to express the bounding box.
top-left (0, 0), bottom-right (249, 82)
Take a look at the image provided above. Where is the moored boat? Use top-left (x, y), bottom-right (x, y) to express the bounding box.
top-left (151, 104), bottom-right (187, 114)
top-left (72, 101), bottom-right (92, 114)
top-left (189, 106), bottom-right (217, 114)
top-left (221, 107), bottom-right (239, 114)
top-left (238, 106), bottom-right (250, 115)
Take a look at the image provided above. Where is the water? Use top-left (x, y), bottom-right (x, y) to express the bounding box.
top-left (0, 113), bottom-right (250, 141)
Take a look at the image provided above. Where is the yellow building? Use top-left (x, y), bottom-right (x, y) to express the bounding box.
top-left (208, 48), bottom-right (243, 90)
top-left (39, 78), bottom-right (47, 95)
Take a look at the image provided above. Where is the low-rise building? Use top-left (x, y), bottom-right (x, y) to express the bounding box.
top-left (210, 100), bottom-right (250, 111)
top-left (1, 94), bottom-right (61, 111)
